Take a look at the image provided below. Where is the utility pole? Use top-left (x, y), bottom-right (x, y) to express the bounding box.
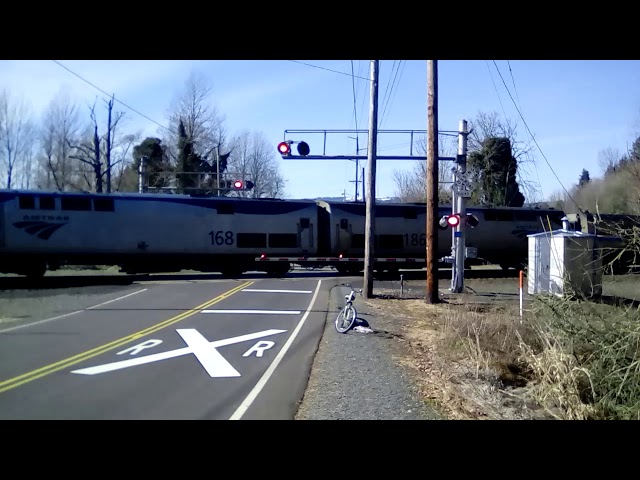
top-left (426, 60), bottom-right (439, 304)
top-left (363, 60), bottom-right (379, 299)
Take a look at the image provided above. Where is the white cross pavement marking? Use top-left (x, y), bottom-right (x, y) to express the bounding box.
top-left (177, 329), bottom-right (240, 377)
top-left (200, 310), bottom-right (301, 315)
top-left (71, 329), bottom-right (287, 377)
top-left (241, 289), bottom-right (313, 294)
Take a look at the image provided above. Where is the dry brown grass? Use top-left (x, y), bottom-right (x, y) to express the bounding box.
top-left (367, 272), bottom-right (640, 421)
top-left (364, 291), bottom-right (551, 420)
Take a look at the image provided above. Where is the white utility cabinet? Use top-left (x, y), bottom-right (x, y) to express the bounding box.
top-left (527, 229), bottom-right (603, 298)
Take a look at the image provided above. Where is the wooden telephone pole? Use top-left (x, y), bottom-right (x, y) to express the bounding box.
top-left (426, 60), bottom-right (439, 304)
top-left (363, 60), bottom-right (379, 299)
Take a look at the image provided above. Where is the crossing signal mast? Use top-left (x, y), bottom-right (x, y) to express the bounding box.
top-left (442, 119), bottom-right (474, 294)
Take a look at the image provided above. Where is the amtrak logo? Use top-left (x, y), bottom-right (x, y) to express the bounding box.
top-left (13, 220), bottom-right (67, 240)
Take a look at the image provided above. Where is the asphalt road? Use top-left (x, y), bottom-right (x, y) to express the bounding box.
top-left (0, 275), bottom-right (335, 420)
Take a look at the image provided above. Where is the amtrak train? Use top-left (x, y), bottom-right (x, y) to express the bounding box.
top-left (0, 188), bottom-right (628, 278)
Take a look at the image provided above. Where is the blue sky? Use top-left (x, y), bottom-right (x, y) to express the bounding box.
top-left (1, 59), bottom-right (639, 201)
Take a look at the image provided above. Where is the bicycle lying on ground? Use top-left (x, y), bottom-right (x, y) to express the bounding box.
top-left (335, 283), bottom-right (362, 333)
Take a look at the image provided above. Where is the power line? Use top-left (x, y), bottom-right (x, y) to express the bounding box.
top-left (358, 61), bottom-right (369, 134)
top-left (350, 60), bottom-right (359, 136)
top-left (506, 60), bottom-right (523, 112)
top-left (487, 60), bottom-right (542, 201)
top-left (491, 61), bottom-right (544, 204)
top-left (51, 60), bottom-right (174, 134)
top-left (379, 60), bottom-right (397, 125)
top-left (380, 60), bottom-right (404, 128)
top-left (289, 60), bottom-right (369, 80)
top-left (485, 60), bottom-right (508, 121)
top-left (379, 61), bottom-right (397, 126)
top-left (386, 60), bottom-right (406, 122)
top-left (491, 60), bottom-right (577, 206)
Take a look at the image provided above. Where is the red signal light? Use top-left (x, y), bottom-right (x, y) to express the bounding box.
top-left (233, 180), bottom-right (243, 189)
top-left (260, 253), bottom-right (266, 260)
top-left (277, 141), bottom-right (291, 155)
top-left (447, 215), bottom-right (460, 227)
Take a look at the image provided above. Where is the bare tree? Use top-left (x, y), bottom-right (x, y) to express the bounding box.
top-left (68, 99), bottom-right (125, 193)
top-left (392, 134), bottom-right (456, 203)
top-left (37, 90), bottom-right (84, 191)
top-left (0, 89), bottom-right (35, 189)
top-left (227, 130), bottom-right (286, 198)
top-left (19, 143), bottom-right (36, 189)
top-left (102, 95), bottom-right (126, 192)
top-left (164, 71), bottom-right (227, 164)
top-left (598, 147), bottom-right (623, 176)
top-left (547, 189), bottom-right (568, 210)
top-left (113, 133), bottom-right (140, 192)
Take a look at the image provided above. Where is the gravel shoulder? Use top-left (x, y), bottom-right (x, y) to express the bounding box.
top-left (294, 283), bottom-right (442, 420)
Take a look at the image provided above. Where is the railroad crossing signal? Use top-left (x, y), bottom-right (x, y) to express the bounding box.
top-left (466, 213), bottom-right (479, 228)
top-left (277, 140), bottom-right (310, 157)
top-left (439, 214), bottom-right (460, 229)
top-left (439, 213), bottom-right (479, 229)
top-left (233, 180), bottom-right (254, 190)
top-left (277, 141), bottom-right (291, 155)
top-left (219, 180), bottom-right (254, 190)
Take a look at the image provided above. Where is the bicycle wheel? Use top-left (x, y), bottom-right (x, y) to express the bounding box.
top-left (335, 304), bottom-right (357, 333)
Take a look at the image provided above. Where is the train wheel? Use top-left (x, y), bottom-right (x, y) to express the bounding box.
top-left (22, 262), bottom-right (47, 279)
top-left (335, 264), bottom-right (349, 275)
top-left (220, 267), bottom-right (244, 277)
top-left (265, 263), bottom-right (291, 277)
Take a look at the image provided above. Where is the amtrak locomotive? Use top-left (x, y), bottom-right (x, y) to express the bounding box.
top-left (0, 188), bottom-right (626, 278)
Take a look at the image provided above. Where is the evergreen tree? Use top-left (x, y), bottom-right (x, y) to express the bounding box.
top-left (467, 137), bottom-right (525, 207)
top-left (132, 137), bottom-right (172, 191)
top-left (578, 168), bottom-right (591, 187)
top-left (176, 119), bottom-right (205, 193)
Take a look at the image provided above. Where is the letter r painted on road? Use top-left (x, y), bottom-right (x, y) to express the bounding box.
top-left (242, 341), bottom-right (275, 358)
top-left (117, 339), bottom-right (163, 356)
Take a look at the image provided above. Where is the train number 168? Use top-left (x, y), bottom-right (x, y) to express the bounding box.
top-left (209, 230), bottom-right (234, 246)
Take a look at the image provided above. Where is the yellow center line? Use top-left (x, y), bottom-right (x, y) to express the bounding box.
top-left (0, 280), bottom-right (254, 394)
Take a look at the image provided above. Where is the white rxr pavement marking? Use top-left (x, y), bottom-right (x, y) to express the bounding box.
top-left (71, 329), bottom-right (287, 377)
